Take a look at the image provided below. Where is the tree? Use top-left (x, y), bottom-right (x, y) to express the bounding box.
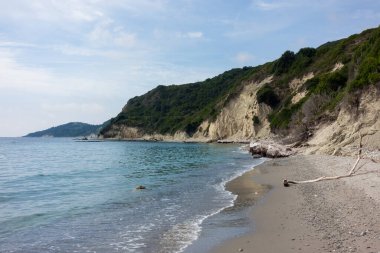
top-left (273, 50), bottom-right (296, 75)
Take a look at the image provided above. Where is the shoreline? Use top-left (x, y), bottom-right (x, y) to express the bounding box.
top-left (75, 137), bottom-right (251, 144)
top-left (210, 154), bottom-right (380, 253)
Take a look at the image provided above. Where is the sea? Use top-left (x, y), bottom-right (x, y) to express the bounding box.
top-left (0, 137), bottom-right (263, 253)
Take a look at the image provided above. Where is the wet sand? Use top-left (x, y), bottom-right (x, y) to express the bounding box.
top-left (211, 155), bottom-right (380, 253)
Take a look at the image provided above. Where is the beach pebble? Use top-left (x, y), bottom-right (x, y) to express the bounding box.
top-left (238, 248), bottom-right (244, 252)
top-left (360, 231), bottom-right (367, 236)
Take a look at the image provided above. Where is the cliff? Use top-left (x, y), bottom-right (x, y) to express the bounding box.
top-left (99, 26), bottom-right (380, 155)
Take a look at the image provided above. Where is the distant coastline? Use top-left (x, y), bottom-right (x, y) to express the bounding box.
top-left (24, 122), bottom-right (106, 138)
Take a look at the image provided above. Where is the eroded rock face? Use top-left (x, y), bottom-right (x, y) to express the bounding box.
top-left (192, 76), bottom-right (274, 141)
top-left (290, 72), bottom-right (314, 104)
top-left (100, 125), bottom-right (143, 139)
top-left (305, 85), bottom-right (380, 156)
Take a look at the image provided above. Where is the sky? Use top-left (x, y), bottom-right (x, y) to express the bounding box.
top-left (1, 0), bottom-right (379, 136)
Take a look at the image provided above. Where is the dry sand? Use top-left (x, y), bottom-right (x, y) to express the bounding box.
top-left (210, 155), bottom-right (380, 253)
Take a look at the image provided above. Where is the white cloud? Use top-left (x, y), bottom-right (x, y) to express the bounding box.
top-left (0, 41), bottom-right (37, 48)
top-left (177, 31), bottom-right (204, 39)
top-left (88, 19), bottom-right (114, 43)
top-left (0, 0), bottom-right (103, 23)
top-left (186, 32), bottom-right (203, 39)
top-left (253, 0), bottom-right (284, 11)
top-left (0, 49), bottom-right (52, 91)
top-left (113, 32), bottom-right (137, 47)
top-left (54, 44), bottom-right (126, 59)
top-left (88, 19), bottom-right (137, 47)
top-left (234, 52), bottom-right (254, 64)
top-left (0, 48), bottom-right (119, 97)
top-left (0, 0), bottom-right (168, 23)
top-left (114, 0), bottom-right (168, 14)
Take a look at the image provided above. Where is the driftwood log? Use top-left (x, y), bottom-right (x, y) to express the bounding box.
top-left (283, 134), bottom-right (366, 187)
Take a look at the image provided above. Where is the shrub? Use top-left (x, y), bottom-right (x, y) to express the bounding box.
top-left (298, 47), bottom-right (317, 58)
top-left (304, 77), bottom-right (320, 90)
top-left (348, 56), bottom-right (380, 91)
top-left (273, 50), bottom-right (296, 75)
top-left (256, 85), bottom-right (280, 107)
top-left (312, 67), bottom-right (348, 94)
top-left (268, 98), bottom-right (306, 130)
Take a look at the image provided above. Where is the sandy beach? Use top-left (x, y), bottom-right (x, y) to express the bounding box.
top-left (211, 155), bottom-right (380, 253)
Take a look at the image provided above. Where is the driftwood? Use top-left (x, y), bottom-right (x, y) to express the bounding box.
top-left (283, 134), bottom-right (365, 187)
top-left (250, 142), bottom-right (293, 158)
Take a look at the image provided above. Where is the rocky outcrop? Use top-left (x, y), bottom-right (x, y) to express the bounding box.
top-left (290, 72), bottom-right (314, 104)
top-left (249, 141), bottom-right (294, 158)
top-left (100, 124), bottom-right (192, 142)
top-left (192, 76), bottom-right (274, 141)
top-left (305, 85), bottom-right (380, 157)
top-left (101, 125), bottom-right (143, 139)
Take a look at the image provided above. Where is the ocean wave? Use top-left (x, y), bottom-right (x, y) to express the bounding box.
top-left (112, 223), bottom-right (156, 252)
top-left (158, 210), bottom-right (226, 253)
top-left (158, 158), bottom-right (266, 253)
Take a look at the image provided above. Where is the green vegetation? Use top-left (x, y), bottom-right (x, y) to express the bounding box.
top-left (349, 57), bottom-right (380, 91)
top-left (25, 122), bottom-right (103, 137)
top-left (348, 28), bottom-right (380, 91)
top-left (272, 48), bottom-right (317, 77)
top-left (272, 50), bottom-right (296, 75)
top-left (265, 26), bottom-right (380, 131)
top-left (269, 98), bottom-right (306, 129)
top-left (256, 84), bottom-right (280, 108)
top-left (101, 26), bottom-right (380, 137)
top-left (102, 67), bottom-right (258, 135)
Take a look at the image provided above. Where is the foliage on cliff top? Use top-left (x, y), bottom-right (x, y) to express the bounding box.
top-left (261, 26), bottom-right (380, 132)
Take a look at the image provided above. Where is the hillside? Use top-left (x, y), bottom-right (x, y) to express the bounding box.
top-left (101, 67), bottom-right (260, 136)
top-left (100, 26), bottom-right (380, 155)
top-left (25, 122), bottom-right (102, 137)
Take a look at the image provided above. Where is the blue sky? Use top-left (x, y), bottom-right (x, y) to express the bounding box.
top-left (1, 0), bottom-right (379, 136)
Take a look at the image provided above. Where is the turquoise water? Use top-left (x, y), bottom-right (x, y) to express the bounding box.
top-left (0, 138), bottom-right (262, 253)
